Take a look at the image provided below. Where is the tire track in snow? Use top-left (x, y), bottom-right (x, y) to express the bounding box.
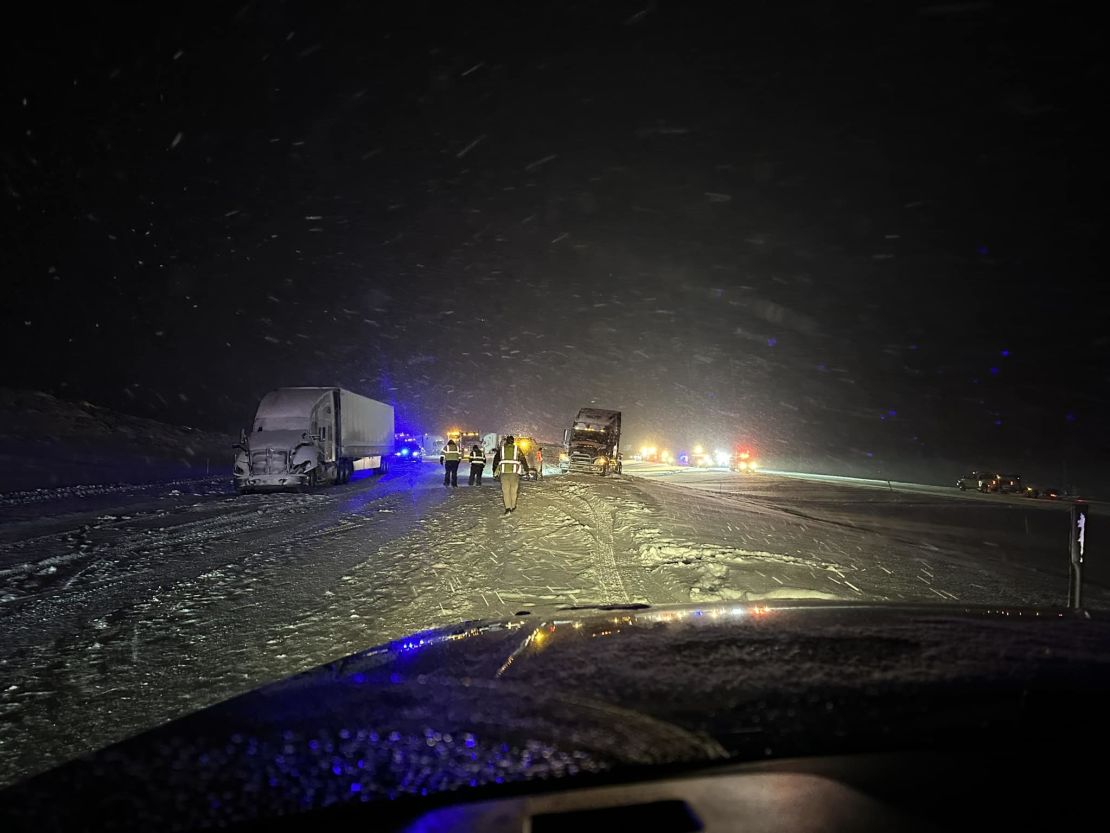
top-left (0, 479), bottom-right (450, 786)
top-left (557, 480), bottom-right (630, 604)
top-left (0, 505), bottom-right (290, 606)
top-left (0, 487), bottom-right (403, 651)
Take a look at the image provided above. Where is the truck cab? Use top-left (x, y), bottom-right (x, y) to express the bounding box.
top-left (563, 408), bottom-right (622, 476)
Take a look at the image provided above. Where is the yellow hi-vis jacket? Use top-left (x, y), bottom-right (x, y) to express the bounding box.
top-left (441, 441), bottom-right (461, 462)
top-left (497, 442), bottom-right (522, 475)
top-left (468, 449), bottom-right (485, 465)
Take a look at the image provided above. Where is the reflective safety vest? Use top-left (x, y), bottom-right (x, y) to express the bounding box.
top-left (498, 442), bottom-right (522, 475)
top-left (469, 449), bottom-right (485, 465)
top-left (443, 442), bottom-right (461, 462)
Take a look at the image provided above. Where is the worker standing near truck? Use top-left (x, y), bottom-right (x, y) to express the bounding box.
top-left (492, 435), bottom-right (530, 513)
top-left (467, 444), bottom-right (486, 486)
top-left (440, 438), bottom-right (461, 488)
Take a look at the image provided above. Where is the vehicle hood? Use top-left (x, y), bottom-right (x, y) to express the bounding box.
top-left (248, 430), bottom-right (313, 451)
top-left (4, 601), bottom-right (1110, 830)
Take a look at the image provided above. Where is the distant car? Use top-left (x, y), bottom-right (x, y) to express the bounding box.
top-left (956, 471), bottom-right (989, 491)
top-left (393, 441), bottom-right (424, 462)
top-left (980, 473), bottom-right (1022, 494)
top-left (995, 474), bottom-right (1023, 494)
top-left (962, 472), bottom-right (1019, 494)
top-left (731, 447), bottom-right (760, 473)
top-left (1021, 485), bottom-right (1065, 499)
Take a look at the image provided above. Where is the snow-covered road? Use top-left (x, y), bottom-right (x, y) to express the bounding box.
top-left (1, 461), bottom-right (1098, 786)
top-left (624, 461), bottom-right (1105, 592)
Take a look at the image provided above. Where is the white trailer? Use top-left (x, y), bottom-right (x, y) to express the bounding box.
top-left (234, 387), bottom-right (394, 493)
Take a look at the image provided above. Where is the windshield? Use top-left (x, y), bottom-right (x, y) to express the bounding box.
top-left (1, 0), bottom-right (1104, 821)
top-left (570, 430), bottom-right (608, 443)
top-left (252, 420), bottom-right (309, 433)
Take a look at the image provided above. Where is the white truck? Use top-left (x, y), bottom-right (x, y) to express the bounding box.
top-left (234, 387), bottom-right (394, 493)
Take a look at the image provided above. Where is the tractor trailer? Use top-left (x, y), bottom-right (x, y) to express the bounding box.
top-left (234, 387), bottom-right (394, 493)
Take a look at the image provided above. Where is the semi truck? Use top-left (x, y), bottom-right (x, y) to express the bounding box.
top-left (234, 387), bottom-right (394, 493)
top-left (562, 408), bottom-right (622, 475)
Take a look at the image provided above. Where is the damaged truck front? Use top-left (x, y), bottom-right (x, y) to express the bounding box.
top-left (234, 387), bottom-right (394, 493)
top-left (562, 408), bottom-right (622, 476)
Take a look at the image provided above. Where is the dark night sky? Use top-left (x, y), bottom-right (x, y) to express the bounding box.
top-left (2, 1), bottom-right (1107, 482)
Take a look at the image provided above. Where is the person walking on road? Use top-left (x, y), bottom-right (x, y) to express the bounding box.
top-left (440, 438), bottom-right (462, 488)
top-left (492, 434), bottom-right (530, 513)
top-left (467, 444), bottom-right (486, 486)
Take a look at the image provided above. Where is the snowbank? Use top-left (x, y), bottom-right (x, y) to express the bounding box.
top-left (0, 389), bottom-right (234, 492)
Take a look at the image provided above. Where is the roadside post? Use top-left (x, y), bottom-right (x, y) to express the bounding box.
top-left (1068, 502), bottom-right (1088, 609)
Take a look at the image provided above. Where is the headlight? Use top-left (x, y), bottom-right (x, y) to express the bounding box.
top-left (595, 456), bottom-right (608, 465)
top-left (749, 461), bottom-right (759, 470)
top-left (559, 452), bottom-right (570, 461)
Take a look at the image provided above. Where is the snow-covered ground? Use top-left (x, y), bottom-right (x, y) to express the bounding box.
top-left (0, 459), bottom-right (1098, 787)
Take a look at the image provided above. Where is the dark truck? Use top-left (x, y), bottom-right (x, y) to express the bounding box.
top-left (561, 408), bottom-right (622, 475)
